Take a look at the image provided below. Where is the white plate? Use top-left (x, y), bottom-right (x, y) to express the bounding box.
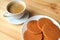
top-left (4, 10), bottom-right (29, 24)
top-left (21, 15), bottom-right (60, 40)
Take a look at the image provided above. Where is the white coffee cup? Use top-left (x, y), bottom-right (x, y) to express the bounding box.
top-left (3, 1), bottom-right (26, 19)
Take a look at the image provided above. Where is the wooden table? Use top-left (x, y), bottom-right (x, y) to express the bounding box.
top-left (0, 0), bottom-right (23, 40)
top-left (24, 0), bottom-right (60, 24)
top-left (0, 0), bottom-right (60, 40)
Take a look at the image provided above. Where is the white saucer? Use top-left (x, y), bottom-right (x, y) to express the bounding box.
top-left (4, 10), bottom-right (29, 24)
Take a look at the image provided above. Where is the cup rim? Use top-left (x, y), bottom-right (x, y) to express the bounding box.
top-left (6, 1), bottom-right (26, 15)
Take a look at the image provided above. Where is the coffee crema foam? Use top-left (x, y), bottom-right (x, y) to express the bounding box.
top-left (7, 2), bottom-right (24, 14)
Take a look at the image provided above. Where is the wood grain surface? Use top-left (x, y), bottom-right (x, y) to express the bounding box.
top-left (0, 0), bottom-right (22, 40)
top-left (24, 0), bottom-right (60, 24)
top-left (0, 0), bottom-right (60, 40)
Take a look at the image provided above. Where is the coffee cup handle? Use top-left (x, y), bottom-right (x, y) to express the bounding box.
top-left (3, 11), bottom-right (11, 17)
